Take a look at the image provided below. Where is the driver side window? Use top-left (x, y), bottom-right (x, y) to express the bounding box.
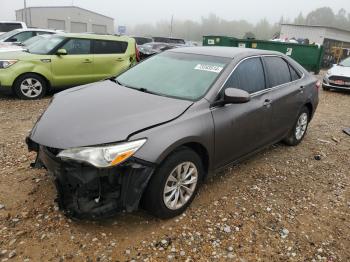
top-left (224, 57), bottom-right (266, 94)
top-left (61, 38), bottom-right (91, 55)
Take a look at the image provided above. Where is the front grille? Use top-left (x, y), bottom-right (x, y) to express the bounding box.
top-left (329, 75), bottom-right (350, 87)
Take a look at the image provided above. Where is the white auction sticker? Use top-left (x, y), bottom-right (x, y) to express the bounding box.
top-left (194, 64), bottom-right (223, 73)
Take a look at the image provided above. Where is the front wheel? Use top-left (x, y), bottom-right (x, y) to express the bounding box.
top-left (13, 74), bottom-right (47, 100)
top-left (283, 107), bottom-right (310, 146)
top-left (141, 148), bottom-right (203, 219)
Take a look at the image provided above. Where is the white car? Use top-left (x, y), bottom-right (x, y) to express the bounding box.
top-left (0, 34), bottom-right (54, 52)
top-left (323, 57), bottom-right (350, 91)
top-left (0, 28), bottom-right (56, 44)
top-left (0, 21), bottom-right (27, 35)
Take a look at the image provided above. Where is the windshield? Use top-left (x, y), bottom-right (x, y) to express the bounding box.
top-left (0, 29), bottom-right (19, 41)
top-left (339, 57), bottom-right (350, 67)
top-left (22, 35), bottom-right (47, 47)
top-left (116, 52), bottom-right (230, 100)
top-left (27, 35), bottom-right (65, 54)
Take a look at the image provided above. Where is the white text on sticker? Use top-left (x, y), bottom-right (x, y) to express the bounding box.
top-left (194, 64), bottom-right (223, 73)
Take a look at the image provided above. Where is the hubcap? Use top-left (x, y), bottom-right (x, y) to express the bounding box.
top-left (295, 112), bottom-right (308, 140)
top-left (20, 78), bottom-right (42, 98)
top-left (163, 162), bottom-right (198, 210)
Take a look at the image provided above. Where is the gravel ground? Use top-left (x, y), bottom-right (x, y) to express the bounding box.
top-left (0, 74), bottom-right (349, 262)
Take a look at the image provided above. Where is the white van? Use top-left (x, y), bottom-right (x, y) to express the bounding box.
top-left (0, 21), bottom-right (27, 35)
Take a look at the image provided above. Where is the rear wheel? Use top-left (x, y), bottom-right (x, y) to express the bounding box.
top-left (13, 74), bottom-right (47, 100)
top-left (141, 148), bottom-right (203, 219)
top-left (283, 106), bottom-right (310, 146)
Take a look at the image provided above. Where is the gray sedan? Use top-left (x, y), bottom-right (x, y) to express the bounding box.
top-left (27, 47), bottom-right (319, 219)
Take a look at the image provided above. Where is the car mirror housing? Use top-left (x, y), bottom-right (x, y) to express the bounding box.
top-left (56, 48), bottom-right (68, 56)
top-left (224, 87), bottom-right (251, 104)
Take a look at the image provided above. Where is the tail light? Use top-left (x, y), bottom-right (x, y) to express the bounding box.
top-left (315, 81), bottom-right (321, 91)
top-left (135, 44), bottom-right (140, 62)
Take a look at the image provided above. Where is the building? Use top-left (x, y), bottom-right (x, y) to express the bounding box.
top-left (280, 24), bottom-right (350, 67)
top-left (16, 6), bottom-right (114, 34)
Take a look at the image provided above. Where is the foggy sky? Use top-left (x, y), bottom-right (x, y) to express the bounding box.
top-left (0, 0), bottom-right (349, 28)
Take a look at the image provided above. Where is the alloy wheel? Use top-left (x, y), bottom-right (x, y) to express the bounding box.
top-left (295, 112), bottom-right (308, 140)
top-left (163, 162), bottom-right (198, 210)
top-left (20, 78), bottom-right (43, 98)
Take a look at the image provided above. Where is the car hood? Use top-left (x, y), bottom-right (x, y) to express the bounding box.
top-left (0, 50), bottom-right (40, 59)
top-left (329, 65), bottom-right (350, 76)
top-left (30, 80), bottom-right (193, 149)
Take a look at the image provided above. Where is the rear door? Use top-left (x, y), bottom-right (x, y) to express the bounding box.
top-left (212, 57), bottom-right (273, 168)
top-left (92, 39), bottom-right (131, 80)
top-left (51, 38), bottom-right (95, 87)
top-left (262, 56), bottom-right (303, 141)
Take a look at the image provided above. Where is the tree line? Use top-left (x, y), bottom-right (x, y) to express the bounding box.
top-left (128, 7), bottom-right (350, 41)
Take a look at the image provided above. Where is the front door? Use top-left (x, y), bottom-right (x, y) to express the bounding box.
top-left (212, 57), bottom-right (272, 169)
top-left (51, 38), bottom-right (94, 87)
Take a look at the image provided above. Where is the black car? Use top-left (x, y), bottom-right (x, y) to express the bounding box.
top-left (27, 47), bottom-right (319, 220)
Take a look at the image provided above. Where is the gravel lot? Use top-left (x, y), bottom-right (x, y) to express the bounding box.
top-left (0, 73), bottom-right (349, 261)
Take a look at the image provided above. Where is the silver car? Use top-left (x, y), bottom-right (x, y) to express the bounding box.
top-left (27, 47), bottom-right (319, 219)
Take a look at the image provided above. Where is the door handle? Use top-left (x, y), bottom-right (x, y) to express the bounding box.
top-left (115, 58), bottom-right (124, 62)
top-left (263, 99), bottom-right (272, 107)
top-left (83, 59), bottom-right (92, 64)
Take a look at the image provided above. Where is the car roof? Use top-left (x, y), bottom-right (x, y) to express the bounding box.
top-left (169, 46), bottom-right (283, 58)
top-left (15, 28), bottom-right (57, 32)
top-left (60, 33), bottom-right (133, 41)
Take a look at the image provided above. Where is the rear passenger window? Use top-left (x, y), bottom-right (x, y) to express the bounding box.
top-left (264, 57), bottom-right (291, 87)
top-left (61, 39), bottom-right (91, 54)
top-left (289, 64), bottom-right (301, 81)
top-left (224, 57), bottom-right (265, 94)
top-left (93, 40), bottom-right (128, 54)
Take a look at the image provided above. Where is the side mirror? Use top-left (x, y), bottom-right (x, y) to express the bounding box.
top-left (56, 48), bottom-right (67, 56)
top-left (224, 87), bottom-right (251, 104)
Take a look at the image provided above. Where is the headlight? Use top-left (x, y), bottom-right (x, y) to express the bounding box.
top-left (0, 60), bottom-right (18, 69)
top-left (57, 139), bottom-right (147, 168)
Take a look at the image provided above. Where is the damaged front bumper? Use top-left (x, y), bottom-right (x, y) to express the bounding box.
top-left (26, 138), bottom-right (155, 219)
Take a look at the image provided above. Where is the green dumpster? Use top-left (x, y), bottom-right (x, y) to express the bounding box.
top-left (203, 36), bottom-right (324, 74)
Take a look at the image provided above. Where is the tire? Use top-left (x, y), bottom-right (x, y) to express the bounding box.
top-left (283, 106), bottom-right (310, 146)
top-left (13, 73), bottom-right (47, 100)
top-left (141, 147), bottom-right (204, 219)
top-left (322, 84), bottom-right (330, 91)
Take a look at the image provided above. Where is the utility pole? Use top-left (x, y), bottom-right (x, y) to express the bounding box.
top-left (170, 15), bottom-right (174, 37)
top-left (23, 0), bottom-right (27, 24)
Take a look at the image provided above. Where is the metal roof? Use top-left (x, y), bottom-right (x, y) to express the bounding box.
top-left (281, 24), bottom-right (350, 34)
top-left (16, 6), bottom-right (114, 20)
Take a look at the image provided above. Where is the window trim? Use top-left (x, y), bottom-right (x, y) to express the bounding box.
top-left (217, 54), bottom-right (305, 98)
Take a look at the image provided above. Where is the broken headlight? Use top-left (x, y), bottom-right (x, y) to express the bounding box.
top-left (57, 139), bottom-right (147, 168)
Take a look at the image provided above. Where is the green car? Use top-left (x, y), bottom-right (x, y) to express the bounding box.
top-left (0, 33), bottom-right (138, 99)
